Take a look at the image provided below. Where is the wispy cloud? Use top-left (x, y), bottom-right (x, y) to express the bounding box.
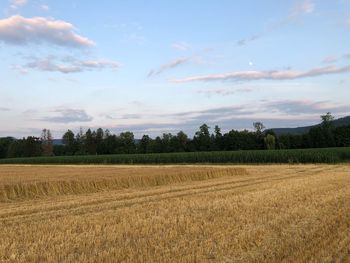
top-left (289, 0), bottom-right (315, 17)
top-left (79, 59), bottom-right (119, 69)
top-left (237, 34), bottom-right (261, 47)
top-left (119, 114), bottom-right (142, 119)
top-left (9, 0), bottom-right (28, 9)
top-left (341, 15), bottom-right (350, 26)
top-left (321, 52), bottom-right (350, 64)
top-left (0, 15), bottom-right (94, 48)
top-left (0, 107), bottom-right (10, 111)
top-left (171, 65), bottom-right (350, 83)
top-left (148, 56), bottom-right (191, 77)
top-left (171, 42), bottom-right (191, 51)
top-left (237, 0), bottom-right (315, 47)
top-left (197, 87), bottom-right (253, 96)
top-left (39, 4), bottom-right (49, 11)
top-left (107, 99), bottom-right (349, 127)
top-left (265, 100), bottom-right (350, 115)
top-left (25, 58), bottom-right (82, 73)
top-left (10, 64), bottom-right (28, 74)
top-left (20, 56), bottom-right (119, 74)
top-left (42, 109), bottom-right (93, 123)
top-left (322, 56), bottom-right (338, 64)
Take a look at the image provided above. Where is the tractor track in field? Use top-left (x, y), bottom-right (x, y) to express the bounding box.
top-left (290, 212), bottom-right (350, 262)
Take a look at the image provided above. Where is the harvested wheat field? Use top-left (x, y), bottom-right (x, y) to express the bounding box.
top-left (0, 165), bottom-right (349, 262)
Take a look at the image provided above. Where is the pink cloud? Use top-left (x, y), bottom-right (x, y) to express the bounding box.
top-left (171, 65), bottom-right (350, 83)
top-left (0, 15), bottom-right (94, 48)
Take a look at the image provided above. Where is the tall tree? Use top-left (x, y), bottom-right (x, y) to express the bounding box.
top-left (161, 133), bottom-right (173, 152)
top-left (41, 129), bottom-right (53, 156)
top-left (213, 125), bottom-right (223, 150)
top-left (119, 132), bottom-right (135, 154)
top-left (320, 112), bottom-right (335, 147)
top-left (253, 122), bottom-right (265, 134)
top-left (96, 128), bottom-right (104, 154)
top-left (194, 124), bottom-right (211, 151)
top-left (321, 112), bottom-right (334, 128)
top-left (75, 127), bottom-right (85, 155)
top-left (85, 129), bottom-right (97, 155)
top-left (253, 122), bottom-right (265, 149)
top-left (139, 135), bottom-right (151, 153)
top-left (264, 134), bottom-right (276, 150)
top-left (62, 130), bottom-right (76, 155)
top-left (176, 131), bottom-right (188, 152)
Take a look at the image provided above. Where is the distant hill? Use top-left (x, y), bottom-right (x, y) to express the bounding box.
top-left (53, 139), bottom-right (63, 145)
top-left (272, 116), bottom-right (350, 135)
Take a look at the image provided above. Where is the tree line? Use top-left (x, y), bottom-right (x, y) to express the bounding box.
top-left (0, 113), bottom-right (349, 159)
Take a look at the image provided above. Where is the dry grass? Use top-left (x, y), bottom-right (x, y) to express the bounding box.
top-left (0, 166), bottom-right (246, 201)
top-left (0, 164), bottom-right (349, 262)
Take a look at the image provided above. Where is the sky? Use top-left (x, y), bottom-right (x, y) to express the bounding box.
top-left (0, 0), bottom-right (350, 138)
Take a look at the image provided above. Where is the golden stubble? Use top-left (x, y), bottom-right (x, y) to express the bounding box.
top-left (0, 164), bottom-right (349, 262)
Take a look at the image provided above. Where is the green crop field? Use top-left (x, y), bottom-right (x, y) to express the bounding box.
top-left (0, 147), bottom-right (349, 165)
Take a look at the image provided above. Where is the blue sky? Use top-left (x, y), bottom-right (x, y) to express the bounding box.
top-left (0, 0), bottom-right (350, 138)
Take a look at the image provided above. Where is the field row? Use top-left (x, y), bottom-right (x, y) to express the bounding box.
top-left (0, 166), bottom-right (246, 201)
top-left (0, 147), bottom-right (350, 164)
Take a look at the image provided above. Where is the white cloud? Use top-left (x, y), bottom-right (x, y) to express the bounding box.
top-left (171, 65), bottom-right (350, 83)
top-left (0, 15), bottom-right (94, 48)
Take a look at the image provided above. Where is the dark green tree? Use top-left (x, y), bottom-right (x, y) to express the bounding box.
top-left (85, 129), bottom-right (97, 155)
top-left (118, 132), bottom-right (135, 153)
top-left (176, 131), bottom-right (189, 152)
top-left (62, 130), bottom-right (76, 155)
top-left (213, 125), bottom-right (223, 150)
top-left (194, 124), bottom-right (211, 151)
top-left (139, 135), bottom-right (151, 153)
top-left (0, 137), bottom-right (15, 158)
top-left (96, 128), bottom-right (104, 154)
